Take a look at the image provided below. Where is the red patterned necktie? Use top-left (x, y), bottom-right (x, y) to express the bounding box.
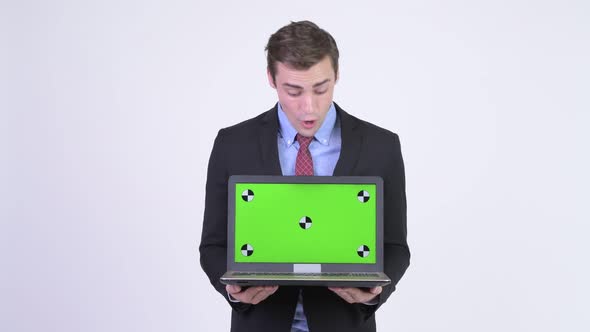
top-left (295, 134), bottom-right (314, 176)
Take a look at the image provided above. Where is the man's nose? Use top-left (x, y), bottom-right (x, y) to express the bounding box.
top-left (301, 95), bottom-right (314, 113)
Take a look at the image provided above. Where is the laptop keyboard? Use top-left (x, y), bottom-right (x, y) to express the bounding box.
top-left (233, 272), bottom-right (381, 278)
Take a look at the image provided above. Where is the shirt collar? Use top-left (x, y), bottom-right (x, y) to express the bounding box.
top-left (277, 102), bottom-right (337, 147)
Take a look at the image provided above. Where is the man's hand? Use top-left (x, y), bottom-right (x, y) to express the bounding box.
top-left (226, 285), bottom-right (279, 304)
top-left (328, 286), bottom-right (382, 304)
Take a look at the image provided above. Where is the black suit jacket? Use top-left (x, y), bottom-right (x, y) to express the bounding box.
top-left (199, 103), bottom-right (410, 332)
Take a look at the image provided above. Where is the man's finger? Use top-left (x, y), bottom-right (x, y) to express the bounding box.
top-left (351, 287), bottom-right (380, 302)
top-left (245, 287), bottom-right (265, 302)
top-left (228, 286), bottom-right (260, 303)
top-left (226, 284), bottom-right (242, 294)
top-left (250, 289), bottom-right (269, 304)
top-left (330, 288), bottom-right (354, 303)
top-left (346, 289), bottom-right (363, 303)
top-left (265, 285), bottom-right (279, 295)
top-left (250, 286), bottom-right (278, 304)
top-left (370, 286), bottom-right (382, 295)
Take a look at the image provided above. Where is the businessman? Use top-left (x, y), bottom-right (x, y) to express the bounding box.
top-left (199, 21), bottom-right (410, 332)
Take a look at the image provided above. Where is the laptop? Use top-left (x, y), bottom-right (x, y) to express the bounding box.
top-left (220, 175), bottom-right (391, 287)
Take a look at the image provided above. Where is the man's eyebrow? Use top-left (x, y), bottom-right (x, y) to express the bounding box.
top-left (312, 79), bottom-right (330, 88)
top-left (282, 83), bottom-right (303, 89)
top-left (282, 79), bottom-right (331, 90)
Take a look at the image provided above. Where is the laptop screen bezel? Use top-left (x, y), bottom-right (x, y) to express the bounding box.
top-left (227, 175), bottom-right (384, 273)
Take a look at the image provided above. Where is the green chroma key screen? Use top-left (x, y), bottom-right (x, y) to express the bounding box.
top-left (234, 183), bottom-right (376, 264)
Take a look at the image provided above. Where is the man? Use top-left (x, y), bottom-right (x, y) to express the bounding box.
top-left (199, 21), bottom-right (410, 332)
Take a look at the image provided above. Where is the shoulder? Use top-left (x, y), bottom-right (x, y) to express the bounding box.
top-left (216, 106), bottom-right (277, 140)
top-left (337, 103), bottom-right (401, 144)
top-left (357, 115), bottom-right (400, 142)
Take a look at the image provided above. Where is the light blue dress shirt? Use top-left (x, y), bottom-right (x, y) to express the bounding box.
top-left (277, 103), bottom-right (341, 177)
top-left (277, 102), bottom-right (342, 332)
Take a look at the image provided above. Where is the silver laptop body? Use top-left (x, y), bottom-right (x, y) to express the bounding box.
top-left (220, 175), bottom-right (391, 287)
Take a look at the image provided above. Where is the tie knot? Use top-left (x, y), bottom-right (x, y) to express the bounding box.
top-left (296, 134), bottom-right (313, 149)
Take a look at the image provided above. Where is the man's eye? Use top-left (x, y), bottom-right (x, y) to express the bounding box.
top-left (315, 90), bottom-right (327, 95)
top-left (287, 91), bottom-right (301, 97)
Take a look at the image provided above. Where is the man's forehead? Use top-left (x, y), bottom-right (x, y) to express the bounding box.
top-left (275, 60), bottom-right (335, 87)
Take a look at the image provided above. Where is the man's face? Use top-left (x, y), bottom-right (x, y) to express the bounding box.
top-left (268, 56), bottom-right (337, 138)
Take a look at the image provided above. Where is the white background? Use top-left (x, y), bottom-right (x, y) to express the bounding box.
top-left (1, 0), bottom-right (589, 331)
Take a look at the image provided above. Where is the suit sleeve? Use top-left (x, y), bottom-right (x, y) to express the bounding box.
top-left (199, 129), bottom-right (251, 312)
top-left (362, 133), bottom-right (410, 317)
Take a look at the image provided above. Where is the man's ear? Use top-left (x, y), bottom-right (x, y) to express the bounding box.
top-left (335, 71), bottom-right (339, 83)
top-left (267, 68), bottom-right (276, 89)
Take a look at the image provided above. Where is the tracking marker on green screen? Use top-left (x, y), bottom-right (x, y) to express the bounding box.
top-left (241, 244), bottom-right (253, 256)
top-left (241, 189), bottom-right (254, 202)
top-left (299, 216), bottom-right (312, 229)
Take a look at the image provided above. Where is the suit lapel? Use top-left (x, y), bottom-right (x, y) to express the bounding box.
top-left (333, 103), bottom-right (362, 176)
top-left (259, 105), bottom-right (283, 175)
top-left (258, 102), bottom-right (361, 176)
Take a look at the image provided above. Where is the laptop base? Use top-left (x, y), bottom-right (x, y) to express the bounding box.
top-left (220, 271), bottom-right (391, 287)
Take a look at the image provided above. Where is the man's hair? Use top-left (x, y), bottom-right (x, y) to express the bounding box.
top-left (265, 21), bottom-right (339, 83)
